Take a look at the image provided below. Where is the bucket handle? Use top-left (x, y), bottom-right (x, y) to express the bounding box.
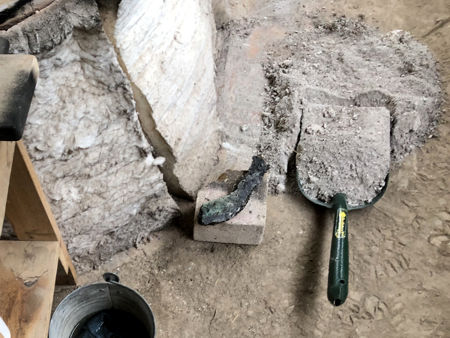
top-left (103, 272), bottom-right (120, 283)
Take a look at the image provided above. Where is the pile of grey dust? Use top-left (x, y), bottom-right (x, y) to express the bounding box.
top-left (258, 16), bottom-right (442, 197)
top-left (296, 105), bottom-right (390, 206)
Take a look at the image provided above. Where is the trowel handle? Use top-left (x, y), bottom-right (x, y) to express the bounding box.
top-left (327, 193), bottom-right (349, 306)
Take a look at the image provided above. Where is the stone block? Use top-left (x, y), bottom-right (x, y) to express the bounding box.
top-left (115, 0), bottom-right (220, 197)
top-left (194, 171), bottom-right (268, 245)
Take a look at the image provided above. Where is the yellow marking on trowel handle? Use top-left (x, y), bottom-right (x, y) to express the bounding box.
top-left (335, 209), bottom-right (347, 238)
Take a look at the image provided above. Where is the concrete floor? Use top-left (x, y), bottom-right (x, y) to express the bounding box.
top-left (54, 1), bottom-right (449, 337)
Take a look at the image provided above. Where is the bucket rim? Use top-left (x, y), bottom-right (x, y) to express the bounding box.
top-left (49, 280), bottom-right (156, 338)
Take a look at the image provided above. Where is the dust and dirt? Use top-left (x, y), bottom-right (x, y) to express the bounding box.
top-left (54, 1), bottom-right (449, 337)
top-left (259, 16), bottom-right (441, 194)
top-left (296, 105), bottom-right (390, 206)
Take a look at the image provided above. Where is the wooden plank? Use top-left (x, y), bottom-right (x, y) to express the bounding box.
top-left (5, 141), bottom-right (77, 285)
top-left (0, 240), bottom-right (59, 338)
top-left (0, 141), bottom-right (14, 234)
top-left (6, 141), bottom-right (57, 240)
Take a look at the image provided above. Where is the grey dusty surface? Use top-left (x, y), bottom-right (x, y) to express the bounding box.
top-left (296, 105), bottom-right (390, 206)
top-left (51, 1), bottom-right (450, 337)
top-left (199, 156), bottom-right (268, 225)
top-left (194, 171), bottom-right (268, 245)
top-left (258, 14), bottom-right (441, 193)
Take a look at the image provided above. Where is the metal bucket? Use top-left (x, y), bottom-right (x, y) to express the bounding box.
top-left (49, 273), bottom-right (156, 337)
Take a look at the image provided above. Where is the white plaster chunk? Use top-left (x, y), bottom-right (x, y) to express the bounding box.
top-left (115, 0), bottom-right (220, 196)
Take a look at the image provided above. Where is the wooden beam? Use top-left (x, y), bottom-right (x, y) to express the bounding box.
top-left (0, 141), bottom-right (15, 234)
top-left (6, 141), bottom-right (77, 285)
top-left (0, 240), bottom-right (59, 338)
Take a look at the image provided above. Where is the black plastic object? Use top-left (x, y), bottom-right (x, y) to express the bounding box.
top-left (103, 272), bottom-right (120, 283)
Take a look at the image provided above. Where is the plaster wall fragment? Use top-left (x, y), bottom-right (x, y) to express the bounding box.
top-left (1, 0), bottom-right (179, 270)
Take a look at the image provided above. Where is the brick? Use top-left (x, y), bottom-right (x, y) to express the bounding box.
top-left (193, 171), bottom-right (268, 245)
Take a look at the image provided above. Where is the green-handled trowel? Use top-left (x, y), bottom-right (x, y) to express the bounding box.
top-left (295, 104), bottom-right (391, 306)
top-left (296, 175), bottom-right (388, 305)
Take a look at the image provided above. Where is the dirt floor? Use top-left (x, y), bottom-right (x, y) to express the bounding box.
top-left (54, 1), bottom-right (449, 337)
